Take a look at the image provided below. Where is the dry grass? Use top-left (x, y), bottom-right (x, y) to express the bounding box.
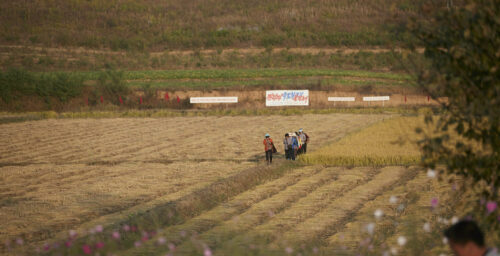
top-left (0, 0), bottom-right (419, 50)
top-left (118, 166), bottom-right (414, 255)
top-left (0, 113), bottom-right (386, 251)
top-left (323, 171), bottom-right (457, 254)
top-left (300, 115), bottom-right (431, 166)
top-left (3, 112), bottom-right (482, 256)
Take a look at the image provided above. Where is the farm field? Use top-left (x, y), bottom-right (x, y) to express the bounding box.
top-left (1, 0), bottom-right (498, 255)
top-left (0, 113), bottom-right (474, 256)
top-left (0, 113), bottom-right (389, 254)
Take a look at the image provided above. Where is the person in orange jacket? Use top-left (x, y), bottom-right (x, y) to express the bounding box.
top-left (263, 133), bottom-right (275, 164)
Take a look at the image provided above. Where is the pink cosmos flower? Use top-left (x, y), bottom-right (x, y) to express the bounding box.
top-left (486, 201), bottom-right (498, 213)
top-left (82, 244), bottom-right (92, 255)
top-left (69, 230), bottom-right (77, 238)
top-left (112, 231), bottom-right (120, 240)
top-left (285, 247), bottom-right (293, 254)
top-left (168, 243), bottom-right (176, 251)
top-left (95, 242), bottom-right (105, 249)
top-left (95, 225), bottom-right (103, 233)
top-left (123, 224), bottom-right (130, 232)
top-left (65, 241), bottom-right (72, 248)
top-left (204, 248), bottom-right (212, 256)
top-left (431, 198), bottom-right (439, 209)
top-left (157, 237), bottom-right (167, 245)
top-left (134, 241), bottom-right (142, 248)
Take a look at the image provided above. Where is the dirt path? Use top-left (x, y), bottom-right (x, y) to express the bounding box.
top-left (0, 44), bottom-right (424, 57)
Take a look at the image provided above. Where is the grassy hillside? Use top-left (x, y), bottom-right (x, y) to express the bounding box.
top-left (0, 0), bottom-right (424, 51)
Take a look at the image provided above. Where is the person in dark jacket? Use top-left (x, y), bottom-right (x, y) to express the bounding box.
top-left (283, 133), bottom-right (293, 160)
top-left (263, 133), bottom-right (274, 164)
top-left (298, 128), bottom-right (309, 154)
top-left (291, 133), bottom-right (299, 160)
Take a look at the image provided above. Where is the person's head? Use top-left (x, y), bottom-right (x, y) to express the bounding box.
top-left (285, 133), bottom-right (289, 137)
top-left (444, 220), bottom-right (486, 256)
top-left (299, 128), bottom-right (303, 133)
top-left (265, 133), bottom-right (270, 138)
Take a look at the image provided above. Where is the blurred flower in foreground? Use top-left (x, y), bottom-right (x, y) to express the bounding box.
top-left (451, 216), bottom-right (459, 224)
top-left (204, 247), bottom-right (212, 256)
top-left (112, 231), bottom-right (120, 240)
top-left (312, 247), bottom-right (319, 254)
top-left (94, 225), bottom-right (103, 233)
top-left (423, 222), bottom-right (431, 232)
top-left (397, 236), bottom-right (407, 246)
top-left (427, 169), bottom-right (436, 178)
top-left (157, 237), bottom-right (166, 245)
top-left (365, 223), bottom-right (375, 235)
top-left (82, 244), bottom-right (92, 255)
top-left (374, 209), bottom-right (384, 219)
top-left (486, 201), bottom-right (497, 213)
top-left (390, 247), bottom-right (398, 255)
top-left (431, 198), bottom-right (439, 209)
top-left (95, 242), bottom-right (105, 249)
top-left (389, 195), bottom-right (398, 204)
top-left (123, 224), bottom-right (130, 232)
top-left (168, 243), bottom-right (176, 251)
top-left (69, 230), bottom-right (77, 239)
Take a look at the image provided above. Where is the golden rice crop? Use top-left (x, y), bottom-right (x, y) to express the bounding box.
top-left (300, 116), bottom-right (430, 166)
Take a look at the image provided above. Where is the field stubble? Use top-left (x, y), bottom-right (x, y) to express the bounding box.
top-left (0, 113), bottom-right (387, 252)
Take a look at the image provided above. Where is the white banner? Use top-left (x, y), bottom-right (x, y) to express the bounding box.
top-left (363, 96), bottom-right (390, 101)
top-left (190, 97), bottom-right (238, 104)
top-left (266, 90), bottom-right (309, 106)
top-left (328, 97), bottom-right (356, 102)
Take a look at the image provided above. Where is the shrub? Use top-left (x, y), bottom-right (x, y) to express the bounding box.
top-left (95, 69), bottom-right (129, 105)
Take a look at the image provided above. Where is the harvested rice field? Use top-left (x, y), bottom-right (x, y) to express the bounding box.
top-left (1, 114), bottom-right (473, 255)
top-left (0, 114), bottom-right (392, 254)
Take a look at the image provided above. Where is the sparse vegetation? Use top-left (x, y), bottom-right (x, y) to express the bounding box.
top-left (0, 0), bottom-right (424, 51)
top-left (0, 46), bottom-right (426, 73)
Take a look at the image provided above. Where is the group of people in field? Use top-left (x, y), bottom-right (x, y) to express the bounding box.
top-left (262, 129), bottom-right (309, 164)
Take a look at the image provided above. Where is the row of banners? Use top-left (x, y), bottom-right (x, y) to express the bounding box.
top-left (190, 90), bottom-right (393, 106)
